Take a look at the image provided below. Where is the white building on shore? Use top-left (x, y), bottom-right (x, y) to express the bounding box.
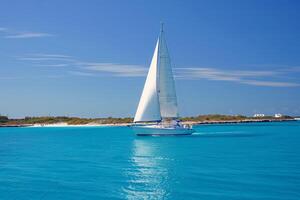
top-left (274, 113), bottom-right (282, 118)
top-left (253, 113), bottom-right (265, 118)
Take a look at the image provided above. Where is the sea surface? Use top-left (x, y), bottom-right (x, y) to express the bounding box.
top-left (0, 121), bottom-right (299, 200)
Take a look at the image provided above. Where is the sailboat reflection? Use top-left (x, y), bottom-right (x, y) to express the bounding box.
top-left (123, 139), bottom-right (172, 199)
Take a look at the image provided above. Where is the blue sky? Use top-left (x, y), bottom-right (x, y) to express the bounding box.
top-left (1, 0), bottom-right (300, 118)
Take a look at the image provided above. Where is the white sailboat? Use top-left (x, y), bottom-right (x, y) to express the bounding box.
top-left (132, 24), bottom-right (195, 136)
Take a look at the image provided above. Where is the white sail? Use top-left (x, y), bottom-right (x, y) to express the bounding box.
top-left (158, 29), bottom-right (179, 119)
top-left (134, 40), bottom-right (161, 122)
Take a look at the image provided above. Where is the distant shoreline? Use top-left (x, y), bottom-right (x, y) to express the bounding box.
top-left (182, 118), bottom-right (296, 125)
top-left (0, 118), bottom-right (297, 128)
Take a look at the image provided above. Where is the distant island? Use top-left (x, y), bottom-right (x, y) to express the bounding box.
top-left (0, 114), bottom-right (297, 127)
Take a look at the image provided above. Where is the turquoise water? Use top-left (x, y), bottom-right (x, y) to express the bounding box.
top-left (0, 122), bottom-right (300, 199)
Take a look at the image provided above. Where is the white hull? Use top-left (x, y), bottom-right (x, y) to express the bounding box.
top-left (132, 125), bottom-right (195, 136)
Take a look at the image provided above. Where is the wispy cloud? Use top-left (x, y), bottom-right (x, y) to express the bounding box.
top-left (0, 75), bottom-right (65, 80)
top-left (30, 53), bottom-right (71, 58)
top-left (17, 53), bottom-right (74, 62)
top-left (83, 62), bottom-right (147, 77)
top-left (176, 67), bottom-right (300, 87)
top-left (68, 71), bottom-right (96, 77)
top-left (17, 51), bottom-right (300, 87)
top-left (18, 57), bottom-right (71, 61)
top-left (0, 76), bottom-right (22, 80)
top-left (0, 27), bottom-right (54, 39)
top-left (5, 32), bottom-right (53, 39)
top-left (241, 80), bottom-right (300, 87)
top-left (280, 66), bottom-right (300, 73)
top-left (19, 53), bottom-right (147, 77)
top-left (0, 27), bottom-right (7, 32)
top-left (35, 64), bottom-right (69, 67)
top-left (176, 67), bottom-right (278, 80)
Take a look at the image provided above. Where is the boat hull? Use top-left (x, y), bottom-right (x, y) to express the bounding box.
top-left (132, 126), bottom-right (195, 136)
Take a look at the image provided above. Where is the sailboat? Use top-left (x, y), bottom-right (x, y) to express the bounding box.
top-left (132, 24), bottom-right (195, 136)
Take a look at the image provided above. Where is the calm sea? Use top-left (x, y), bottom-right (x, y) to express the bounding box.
top-left (0, 121), bottom-right (299, 200)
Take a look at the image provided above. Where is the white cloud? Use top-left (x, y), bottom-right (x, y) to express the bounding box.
top-left (36, 64), bottom-right (69, 67)
top-left (19, 52), bottom-right (147, 77)
top-left (19, 57), bottom-right (69, 61)
top-left (17, 51), bottom-right (300, 87)
top-left (176, 67), bottom-right (278, 80)
top-left (83, 62), bottom-right (147, 77)
top-left (280, 66), bottom-right (300, 73)
top-left (68, 71), bottom-right (96, 77)
top-left (30, 53), bottom-right (71, 58)
top-left (0, 27), bottom-right (7, 32)
top-left (0, 76), bottom-right (21, 80)
top-left (45, 74), bottom-right (65, 79)
top-left (0, 27), bottom-right (54, 39)
top-left (17, 53), bottom-right (74, 62)
top-left (5, 32), bottom-right (53, 39)
top-left (241, 80), bottom-right (300, 87)
top-left (176, 67), bottom-right (300, 87)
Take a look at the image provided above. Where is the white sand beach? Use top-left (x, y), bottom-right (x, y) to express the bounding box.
top-left (30, 122), bottom-right (130, 127)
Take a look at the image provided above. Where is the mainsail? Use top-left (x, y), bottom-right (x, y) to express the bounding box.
top-left (134, 25), bottom-right (178, 123)
top-left (158, 28), bottom-right (178, 119)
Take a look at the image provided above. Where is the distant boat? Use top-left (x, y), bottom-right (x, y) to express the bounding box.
top-left (132, 24), bottom-right (194, 136)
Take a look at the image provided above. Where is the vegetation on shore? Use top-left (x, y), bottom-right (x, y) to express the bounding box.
top-left (0, 114), bottom-right (295, 126)
top-left (0, 116), bottom-right (9, 123)
top-left (0, 116), bottom-right (133, 125)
